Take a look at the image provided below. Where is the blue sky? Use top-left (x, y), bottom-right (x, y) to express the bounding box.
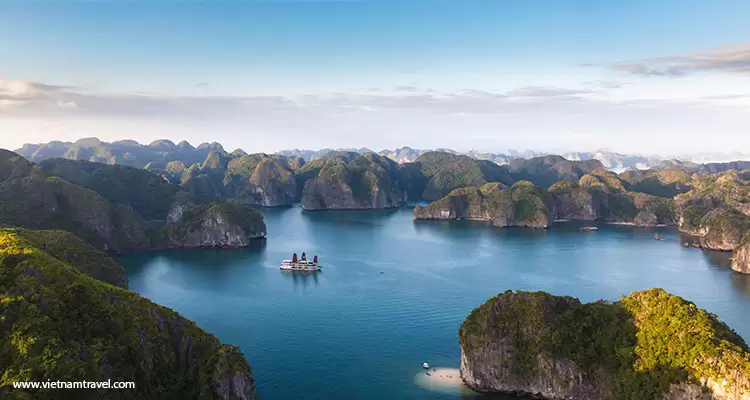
top-left (1, 0), bottom-right (749, 155)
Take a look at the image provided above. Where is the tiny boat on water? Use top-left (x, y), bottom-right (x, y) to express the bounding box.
top-left (654, 234), bottom-right (663, 241)
top-left (581, 226), bottom-right (598, 231)
top-left (423, 362), bottom-right (430, 369)
top-left (280, 252), bottom-right (322, 271)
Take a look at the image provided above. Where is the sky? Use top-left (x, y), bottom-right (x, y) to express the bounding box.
top-left (1, 0), bottom-right (749, 156)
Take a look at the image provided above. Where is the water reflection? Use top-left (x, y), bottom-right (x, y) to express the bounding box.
top-left (701, 249), bottom-right (733, 270)
top-left (731, 273), bottom-right (750, 297)
top-left (281, 270), bottom-right (321, 288)
top-left (300, 208), bottom-right (401, 228)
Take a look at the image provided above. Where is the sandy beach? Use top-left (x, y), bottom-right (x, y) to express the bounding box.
top-left (413, 367), bottom-right (479, 396)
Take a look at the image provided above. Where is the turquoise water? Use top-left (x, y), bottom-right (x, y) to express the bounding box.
top-left (116, 206), bottom-right (750, 400)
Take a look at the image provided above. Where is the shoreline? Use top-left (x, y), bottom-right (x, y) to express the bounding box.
top-left (413, 367), bottom-right (479, 396)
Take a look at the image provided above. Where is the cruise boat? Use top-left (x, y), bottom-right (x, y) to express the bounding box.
top-left (280, 252), bottom-right (322, 271)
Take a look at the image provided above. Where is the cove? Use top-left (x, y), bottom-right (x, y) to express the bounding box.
top-left (116, 205), bottom-right (750, 400)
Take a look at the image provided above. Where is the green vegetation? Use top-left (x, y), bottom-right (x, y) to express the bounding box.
top-left (0, 153), bottom-right (150, 251)
top-left (11, 228), bottom-right (127, 288)
top-left (413, 152), bottom-right (514, 201)
top-left (162, 201), bottom-right (265, 245)
top-left (39, 159), bottom-right (181, 220)
top-left (505, 155), bottom-right (603, 188)
top-left (296, 151), bottom-right (406, 208)
top-left (0, 229), bottom-right (255, 399)
top-left (621, 168), bottom-right (692, 198)
top-left (460, 289), bottom-right (750, 400)
top-left (509, 181), bottom-right (550, 222)
top-left (15, 137), bottom-right (223, 169)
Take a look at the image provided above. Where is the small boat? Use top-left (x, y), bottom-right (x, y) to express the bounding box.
top-left (280, 253), bottom-right (322, 271)
top-left (425, 373), bottom-right (431, 376)
top-left (581, 226), bottom-right (598, 231)
top-left (423, 362), bottom-right (430, 369)
top-left (654, 235), bottom-right (663, 241)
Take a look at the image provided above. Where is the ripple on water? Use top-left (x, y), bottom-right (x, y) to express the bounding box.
top-left (413, 368), bottom-right (479, 396)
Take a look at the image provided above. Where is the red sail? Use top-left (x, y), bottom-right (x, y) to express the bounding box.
top-left (292, 253), bottom-right (298, 263)
top-left (313, 255), bottom-right (318, 264)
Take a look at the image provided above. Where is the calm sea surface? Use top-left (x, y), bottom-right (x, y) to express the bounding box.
top-left (116, 205), bottom-right (750, 400)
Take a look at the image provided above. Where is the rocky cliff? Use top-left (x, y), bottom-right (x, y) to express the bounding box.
top-left (733, 238), bottom-right (750, 274)
top-left (224, 154), bottom-right (297, 207)
top-left (675, 171), bottom-right (750, 251)
top-left (460, 289), bottom-right (750, 400)
top-left (413, 181), bottom-right (550, 228)
top-left (417, 174), bottom-right (676, 228)
top-left (163, 200), bottom-right (266, 248)
top-left (0, 228), bottom-right (255, 399)
top-left (297, 151), bottom-right (407, 210)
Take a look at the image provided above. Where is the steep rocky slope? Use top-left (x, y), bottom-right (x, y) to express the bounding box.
top-left (415, 172), bottom-right (676, 228)
top-left (296, 151), bottom-right (408, 210)
top-left (410, 151), bottom-right (515, 201)
top-left (675, 170), bottom-right (750, 253)
top-left (39, 158), bottom-right (182, 220)
top-left (0, 228), bottom-right (255, 399)
top-left (0, 150), bottom-right (267, 251)
top-left (161, 200), bottom-right (267, 248)
top-left (0, 150), bottom-right (150, 251)
top-left (413, 181), bottom-right (551, 228)
top-left (460, 289), bottom-right (750, 400)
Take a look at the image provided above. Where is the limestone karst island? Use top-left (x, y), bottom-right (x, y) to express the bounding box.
top-left (3, 1), bottom-right (750, 399)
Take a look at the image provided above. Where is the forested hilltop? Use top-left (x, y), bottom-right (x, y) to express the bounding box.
top-left (0, 148), bottom-right (262, 397)
top-left (0, 228), bottom-right (256, 399)
top-left (460, 289), bottom-right (750, 400)
top-left (0, 149), bottom-right (266, 252)
top-left (9, 138), bottom-right (750, 273)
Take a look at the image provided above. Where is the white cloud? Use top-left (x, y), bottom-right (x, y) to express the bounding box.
top-left (611, 42), bottom-right (750, 77)
top-left (0, 75), bottom-right (748, 155)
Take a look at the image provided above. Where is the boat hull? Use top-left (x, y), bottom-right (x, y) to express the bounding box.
top-left (280, 264), bottom-right (322, 271)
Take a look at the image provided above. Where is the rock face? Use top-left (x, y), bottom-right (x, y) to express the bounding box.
top-left (413, 181), bottom-right (550, 228)
top-left (225, 154), bottom-right (297, 207)
top-left (416, 174), bottom-right (676, 229)
top-left (298, 151), bottom-right (408, 210)
top-left (733, 239), bottom-right (750, 274)
top-left (164, 201), bottom-right (266, 248)
top-left (548, 181), bottom-right (599, 220)
top-left (675, 171), bottom-right (750, 252)
top-left (0, 228), bottom-right (256, 400)
top-left (698, 208), bottom-right (749, 251)
top-left (460, 289), bottom-right (750, 400)
top-left (180, 152), bottom-right (298, 207)
top-left (633, 211), bottom-right (658, 227)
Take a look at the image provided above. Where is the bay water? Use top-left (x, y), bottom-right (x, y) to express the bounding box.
top-left (116, 206), bottom-right (750, 400)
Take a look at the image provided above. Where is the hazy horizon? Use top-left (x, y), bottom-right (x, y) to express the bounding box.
top-left (2, 0), bottom-right (749, 154)
top-left (9, 135), bottom-right (750, 162)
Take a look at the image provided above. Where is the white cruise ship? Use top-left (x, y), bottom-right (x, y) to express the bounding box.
top-left (280, 252), bottom-right (321, 271)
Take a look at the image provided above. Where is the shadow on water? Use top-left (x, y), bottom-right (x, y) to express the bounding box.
top-left (300, 207), bottom-right (401, 228)
top-left (280, 270), bottom-right (320, 288)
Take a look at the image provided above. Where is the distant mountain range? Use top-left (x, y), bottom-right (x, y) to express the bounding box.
top-left (278, 146), bottom-right (750, 171)
top-left (12, 138), bottom-right (750, 173)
